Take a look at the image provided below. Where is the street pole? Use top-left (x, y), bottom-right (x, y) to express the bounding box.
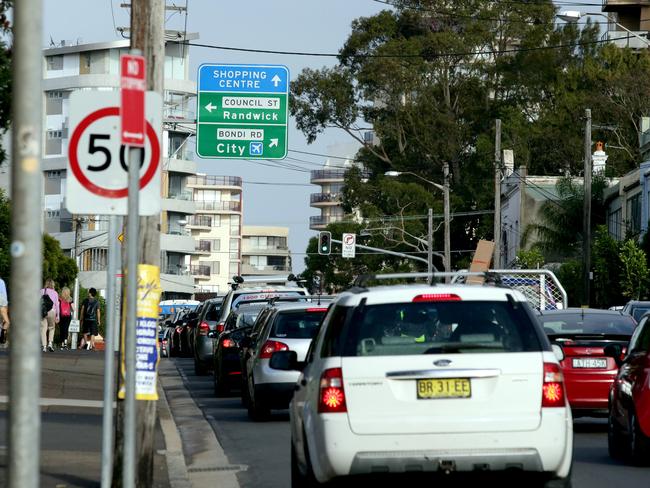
top-left (9, 1), bottom-right (42, 487)
top-left (443, 162), bottom-right (451, 277)
top-left (427, 208), bottom-right (433, 274)
top-left (71, 217), bottom-right (82, 349)
top-left (494, 119), bottom-right (502, 269)
top-left (113, 1), bottom-right (165, 487)
top-left (583, 109), bottom-right (592, 306)
top-left (101, 215), bottom-right (120, 488)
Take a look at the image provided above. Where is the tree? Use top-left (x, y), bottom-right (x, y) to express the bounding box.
top-left (516, 247), bottom-right (544, 269)
top-left (592, 226), bottom-right (624, 308)
top-left (619, 239), bottom-right (649, 301)
top-left (42, 234), bottom-right (78, 289)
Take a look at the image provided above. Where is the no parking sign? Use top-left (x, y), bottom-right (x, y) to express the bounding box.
top-left (66, 91), bottom-right (162, 215)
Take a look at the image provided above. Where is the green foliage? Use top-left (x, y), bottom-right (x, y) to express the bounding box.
top-left (592, 226), bottom-right (624, 308)
top-left (555, 260), bottom-right (583, 307)
top-left (42, 234), bottom-right (78, 290)
top-left (516, 248), bottom-right (545, 269)
top-left (619, 240), bottom-right (649, 300)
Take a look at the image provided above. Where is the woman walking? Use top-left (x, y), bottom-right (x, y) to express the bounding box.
top-left (40, 278), bottom-right (59, 352)
top-left (58, 286), bottom-right (74, 350)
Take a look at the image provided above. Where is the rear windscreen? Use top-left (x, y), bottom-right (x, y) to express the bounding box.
top-left (324, 301), bottom-right (542, 357)
top-left (632, 308), bottom-right (650, 322)
top-left (540, 313), bottom-right (636, 336)
top-left (205, 304), bottom-right (221, 321)
top-left (271, 311), bottom-right (326, 339)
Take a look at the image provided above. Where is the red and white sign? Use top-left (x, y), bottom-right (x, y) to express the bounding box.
top-left (120, 54), bottom-right (146, 147)
top-left (66, 91), bottom-right (162, 215)
top-left (342, 233), bottom-right (356, 259)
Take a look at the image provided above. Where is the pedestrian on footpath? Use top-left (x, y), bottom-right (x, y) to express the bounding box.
top-left (58, 286), bottom-right (74, 350)
top-left (40, 278), bottom-right (60, 352)
top-left (0, 276), bottom-right (9, 347)
top-left (80, 287), bottom-right (100, 351)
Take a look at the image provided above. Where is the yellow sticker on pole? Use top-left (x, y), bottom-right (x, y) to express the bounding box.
top-left (119, 264), bottom-right (162, 401)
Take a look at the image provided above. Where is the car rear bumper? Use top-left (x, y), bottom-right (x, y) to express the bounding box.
top-left (195, 337), bottom-right (214, 364)
top-left (565, 375), bottom-right (613, 412)
top-left (305, 408), bottom-right (573, 483)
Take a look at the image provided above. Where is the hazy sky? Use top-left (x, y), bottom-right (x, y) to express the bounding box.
top-left (42, 1), bottom-right (595, 273)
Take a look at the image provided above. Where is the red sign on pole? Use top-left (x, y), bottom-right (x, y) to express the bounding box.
top-left (120, 54), bottom-right (146, 147)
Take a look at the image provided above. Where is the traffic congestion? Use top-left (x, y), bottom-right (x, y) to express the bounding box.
top-left (156, 271), bottom-right (650, 488)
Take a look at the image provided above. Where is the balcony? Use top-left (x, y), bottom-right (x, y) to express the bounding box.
top-left (165, 157), bottom-right (196, 174)
top-left (310, 192), bottom-right (342, 207)
top-left (162, 192), bottom-right (196, 214)
top-left (603, 0), bottom-right (650, 12)
top-left (310, 169), bottom-right (346, 183)
top-left (165, 265), bottom-right (190, 276)
top-left (602, 30), bottom-right (650, 49)
top-left (186, 215), bottom-right (213, 229)
top-left (186, 175), bottom-right (243, 188)
top-left (195, 240), bottom-right (212, 254)
top-left (161, 233), bottom-right (195, 254)
top-left (190, 264), bottom-right (211, 279)
top-left (193, 200), bottom-right (241, 213)
top-left (309, 215), bottom-right (345, 230)
top-left (242, 245), bottom-right (289, 256)
top-left (241, 264), bottom-right (291, 276)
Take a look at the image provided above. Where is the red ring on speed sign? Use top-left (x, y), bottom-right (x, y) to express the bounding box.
top-left (68, 107), bottom-right (160, 198)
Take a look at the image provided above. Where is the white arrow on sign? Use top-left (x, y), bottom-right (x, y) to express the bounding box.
top-left (205, 102), bottom-right (218, 113)
top-left (271, 75), bottom-right (282, 87)
top-left (269, 138), bottom-right (279, 148)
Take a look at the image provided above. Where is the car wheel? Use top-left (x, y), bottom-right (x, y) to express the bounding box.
top-left (241, 375), bottom-right (250, 407)
top-left (194, 360), bottom-right (207, 376)
top-left (608, 408), bottom-right (628, 460)
top-left (213, 362), bottom-right (229, 397)
top-left (291, 442), bottom-right (312, 488)
top-left (542, 475), bottom-right (572, 488)
top-left (247, 378), bottom-right (269, 421)
top-left (629, 411), bottom-right (650, 466)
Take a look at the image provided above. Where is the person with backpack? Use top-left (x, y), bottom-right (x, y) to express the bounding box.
top-left (0, 276), bottom-right (9, 347)
top-left (58, 286), bottom-right (74, 350)
top-left (40, 278), bottom-right (60, 352)
top-left (80, 287), bottom-right (100, 351)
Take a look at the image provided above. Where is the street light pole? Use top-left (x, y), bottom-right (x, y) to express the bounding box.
top-left (427, 208), bottom-right (433, 274)
top-left (583, 109), bottom-right (592, 306)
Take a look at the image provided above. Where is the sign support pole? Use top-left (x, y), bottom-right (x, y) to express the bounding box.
top-left (101, 215), bottom-right (119, 488)
top-left (9, 0), bottom-right (43, 487)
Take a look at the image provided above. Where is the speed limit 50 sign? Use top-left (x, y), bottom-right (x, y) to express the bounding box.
top-left (66, 91), bottom-right (162, 215)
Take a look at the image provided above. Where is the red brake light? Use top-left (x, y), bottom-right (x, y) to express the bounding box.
top-left (306, 308), bottom-right (328, 312)
top-left (542, 362), bottom-right (565, 408)
top-left (199, 321), bottom-right (209, 336)
top-left (260, 340), bottom-right (289, 359)
top-left (412, 293), bottom-right (461, 302)
top-left (221, 338), bottom-right (236, 348)
top-left (216, 322), bottom-right (225, 333)
top-left (318, 368), bottom-right (347, 413)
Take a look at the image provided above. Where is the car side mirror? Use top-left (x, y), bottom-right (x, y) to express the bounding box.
top-left (207, 330), bottom-right (219, 339)
top-left (551, 344), bottom-right (564, 363)
top-left (269, 350), bottom-right (299, 371)
top-left (604, 344), bottom-right (624, 367)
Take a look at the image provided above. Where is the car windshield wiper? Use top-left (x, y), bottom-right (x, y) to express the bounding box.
top-left (424, 343), bottom-right (504, 354)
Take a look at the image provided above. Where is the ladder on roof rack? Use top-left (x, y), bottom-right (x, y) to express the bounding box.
top-left (352, 269), bottom-right (567, 311)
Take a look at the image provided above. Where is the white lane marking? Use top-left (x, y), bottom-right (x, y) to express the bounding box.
top-left (0, 395), bottom-right (115, 408)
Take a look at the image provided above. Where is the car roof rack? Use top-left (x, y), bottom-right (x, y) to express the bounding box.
top-left (352, 271), bottom-right (501, 288)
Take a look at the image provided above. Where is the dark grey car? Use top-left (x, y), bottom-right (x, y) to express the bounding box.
top-left (193, 297), bottom-right (224, 375)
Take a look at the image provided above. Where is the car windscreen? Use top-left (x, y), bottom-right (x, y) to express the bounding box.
top-left (205, 303), bottom-right (222, 321)
top-left (231, 291), bottom-right (305, 309)
top-left (631, 307), bottom-right (650, 322)
top-left (539, 312), bottom-right (636, 336)
top-left (271, 310), bottom-right (326, 339)
top-left (325, 300), bottom-right (542, 357)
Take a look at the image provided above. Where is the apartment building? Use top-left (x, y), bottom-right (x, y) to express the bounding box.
top-left (602, 0), bottom-right (650, 49)
top-left (187, 174), bottom-right (243, 294)
top-left (40, 38), bottom-right (197, 298)
top-left (241, 226), bottom-right (291, 277)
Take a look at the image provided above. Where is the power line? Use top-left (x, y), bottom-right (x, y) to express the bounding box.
top-left (173, 33), bottom-right (627, 58)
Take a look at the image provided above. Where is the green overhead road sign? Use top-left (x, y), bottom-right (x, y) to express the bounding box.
top-left (196, 64), bottom-right (289, 159)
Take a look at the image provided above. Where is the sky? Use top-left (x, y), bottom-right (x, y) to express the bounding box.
top-left (42, 1), bottom-right (597, 274)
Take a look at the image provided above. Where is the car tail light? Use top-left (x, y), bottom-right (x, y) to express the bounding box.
top-left (318, 368), bottom-right (347, 413)
top-left (221, 338), bottom-right (235, 348)
top-left (198, 321), bottom-right (209, 336)
top-left (259, 340), bottom-right (289, 359)
top-left (162, 339), bottom-right (168, 345)
top-left (542, 362), bottom-right (565, 408)
top-left (216, 322), bottom-right (225, 333)
top-left (412, 293), bottom-right (461, 302)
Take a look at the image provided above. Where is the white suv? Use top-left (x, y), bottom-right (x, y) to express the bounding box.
top-left (271, 279), bottom-right (573, 487)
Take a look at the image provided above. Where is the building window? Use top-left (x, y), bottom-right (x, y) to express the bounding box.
top-left (609, 208), bottom-right (622, 241)
top-left (46, 55), bottom-right (63, 70)
top-left (627, 194), bottom-right (641, 236)
top-left (230, 215), bottom-right (240, 236)
top-left (229, 261), bottom-right (239, 276)
top-left (229, 238), bottom-right (240, 260)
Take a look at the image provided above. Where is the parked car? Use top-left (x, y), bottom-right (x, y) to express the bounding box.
top-left (605, 311), bottom-right (650, 465)
top-left (193, 297), bottom-right (225, 375)
top-left (159, 326), bottom-right (172, 358)
top-left (538, 308), bottom-right (637, 417)
top-left (212, 302), bottom-right (267, 396)
top-left (622, 300), bottom-right (650, 322)
top-left (273, 277), bottom-right (572, 487)
top-left (242, 301), bottom-right (330, 419)
top-left (170, 309), bottom-right (193, 357)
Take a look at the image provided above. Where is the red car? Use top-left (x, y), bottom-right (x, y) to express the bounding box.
top-left (606, 312), bottom-right (650, 465)
top-left (538, 308), bottom-right (636, 417)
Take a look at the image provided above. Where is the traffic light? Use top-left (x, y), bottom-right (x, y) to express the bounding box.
top-left (318, 231), bottom-right (332, 255)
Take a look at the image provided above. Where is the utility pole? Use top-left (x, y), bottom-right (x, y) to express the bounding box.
top-left (494, 119), bottom-right (502, 269)
top-left (71, 217), bottom-right (83, 349)
top-left (583, 109), bottom-right (592, 306)
top-left (9, 1), bottom-right (42, 487)
top-left (427, 208), bottom-right (433, 274)
top-left (443, 162), bottom-right (451, 276)
top-left (113, 1), bottom-right (164, 487)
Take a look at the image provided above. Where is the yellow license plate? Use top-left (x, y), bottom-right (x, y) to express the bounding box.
top-left (417, 378), bottom-right (471, 399)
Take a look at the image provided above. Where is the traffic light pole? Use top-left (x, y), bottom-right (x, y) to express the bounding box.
top-left (330, 239), bottom-right (430, 266)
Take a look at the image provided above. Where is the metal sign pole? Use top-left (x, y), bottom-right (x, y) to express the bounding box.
top-left (101, 215), bottom-right (119, 488)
